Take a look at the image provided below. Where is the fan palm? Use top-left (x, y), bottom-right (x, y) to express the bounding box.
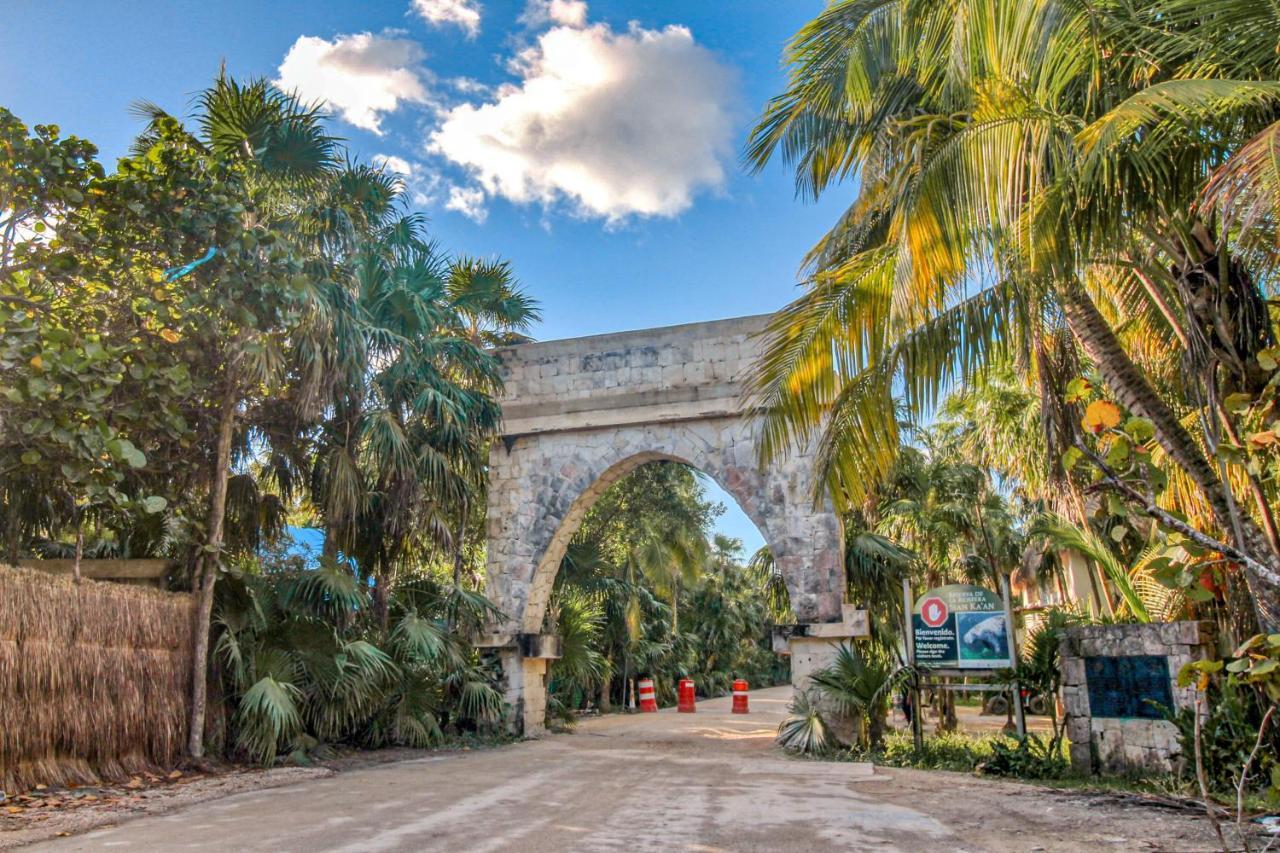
top-left (311, 213), bottom-right (509, 625)
top-left (747, 0), bottom-right (1280, 629)
top-left (213, 560), bottom-right (504, 764)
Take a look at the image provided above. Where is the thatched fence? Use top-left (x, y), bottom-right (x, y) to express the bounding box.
top-left (0, 566), bottom-right (194, 793)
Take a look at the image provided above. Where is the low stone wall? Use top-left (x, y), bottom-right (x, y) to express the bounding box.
top-left (1060, 621), bottom-right (1213, 775)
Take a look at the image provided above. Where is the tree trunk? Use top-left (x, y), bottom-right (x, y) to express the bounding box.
top-left (72, 515), bottom-right (83, 584)
top-left (598, 671), bottom-right (612, 713)
top-left (372, 573), bottom-right (390, 632)
top-left (321, 523), bottom-right (339, 563)
top-left (452, 493), bottom-right (469, 588)
top-left (188, 379), bottom-right (239, 758)
top-left (1058, 282), bottom-right (1280, 630)
top-left (6, 491), bottom-right (19, 565)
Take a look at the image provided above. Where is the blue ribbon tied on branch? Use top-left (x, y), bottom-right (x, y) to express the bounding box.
top-left (163, 247), bottom-right (218, 283)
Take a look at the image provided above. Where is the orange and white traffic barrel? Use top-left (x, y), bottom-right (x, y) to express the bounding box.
top-left (638, 678), bottom-right (658, 713)
top-left (732, 678), bottom-right (749, 714)
top-left (678, 678), bottom-right (696, 713)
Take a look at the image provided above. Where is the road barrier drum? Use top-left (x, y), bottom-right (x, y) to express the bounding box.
top-left (732, 678), bottom-right (749, 714)
top-left (638, 678), bottom-right (658, 712)
top-left (678, 678), bottom-right (696, 713)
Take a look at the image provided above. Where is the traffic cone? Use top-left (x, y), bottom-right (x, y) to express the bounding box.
top-left (638, 677), bottom-right (658, 712)
top-left (732, 678), bottom-right (749, 714)
top-left (678, 678), bottom-right (696, 713)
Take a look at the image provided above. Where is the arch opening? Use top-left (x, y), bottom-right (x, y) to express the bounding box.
top-left (518, 448), bottom-right (802, 636)
top-left (541, 458), bottom-right (794, 713)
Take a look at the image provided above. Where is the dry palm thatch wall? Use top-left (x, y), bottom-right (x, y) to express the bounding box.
top-left (0, 566), bottom-right (194, 793)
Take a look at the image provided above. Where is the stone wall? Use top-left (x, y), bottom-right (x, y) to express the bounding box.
top-left (1060, 621), bottom-right (1213, 775)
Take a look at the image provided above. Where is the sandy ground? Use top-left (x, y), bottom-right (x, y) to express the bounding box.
top-left (7, 686), bottom-right (1225, 852)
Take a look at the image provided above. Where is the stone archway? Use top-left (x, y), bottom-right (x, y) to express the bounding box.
top-left (481, 315), bottom-right (866, 733)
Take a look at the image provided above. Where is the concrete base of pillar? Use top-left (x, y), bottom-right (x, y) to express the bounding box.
top-left (788, 636), bottom-right (853, 692)
top-left (501, 651), bottom-right (549, 736)
top-left (789, 636), bottom-right (863, 746)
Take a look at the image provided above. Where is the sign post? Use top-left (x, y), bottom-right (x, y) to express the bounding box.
top-left (1000, 575), bottom-right (1026, 737)
top-left (902, 578), bottom-right (923, 753)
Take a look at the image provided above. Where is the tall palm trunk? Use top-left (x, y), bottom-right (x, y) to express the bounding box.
top-left (372, 573), bottom-right (390, 632)
top-left (188, 377), bottom-right (238, 758)
top-left (1058, 282), bottom-right (1280, 630)
top-left (452, 493), bottom-right (468, 587)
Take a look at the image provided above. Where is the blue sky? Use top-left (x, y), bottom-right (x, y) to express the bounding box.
top-left (1, 0), bottom-right (847, 553)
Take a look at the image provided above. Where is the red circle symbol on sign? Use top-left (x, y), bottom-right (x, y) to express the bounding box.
top-left (920, 597), bottom-right (949, 627)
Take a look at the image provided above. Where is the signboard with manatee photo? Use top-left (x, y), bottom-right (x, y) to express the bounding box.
top-left (911, 584), bottom-right (1011, 669)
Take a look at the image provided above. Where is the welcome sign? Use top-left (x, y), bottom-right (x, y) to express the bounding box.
top-left (912, 584), bottom-right (1012, 669)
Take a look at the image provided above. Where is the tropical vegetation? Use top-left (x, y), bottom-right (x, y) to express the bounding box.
top-left (748, 0), bottom-right (1280, 807)
top-left (546, 462), bottom-right (787, 717)
top-left (0, 74), bottom-right (536, 762)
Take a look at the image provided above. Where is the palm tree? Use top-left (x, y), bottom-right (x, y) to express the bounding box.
top-left (316, 215), bottom-right (511, 626)
top-left (441, 256), bottom-right (539, 590)
top-left (746, 0), bottom-right (1280, 630)
top-left (446, 257), bottom-right (541, 348)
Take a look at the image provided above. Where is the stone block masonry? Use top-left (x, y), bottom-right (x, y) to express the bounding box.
top-left (483, 315), bottom-right (857, 734)
top-left (1059, 621), bottom-right (1214, 775)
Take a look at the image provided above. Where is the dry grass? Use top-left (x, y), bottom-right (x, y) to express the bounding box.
top-left (0, 565), bottom-right (194, 794)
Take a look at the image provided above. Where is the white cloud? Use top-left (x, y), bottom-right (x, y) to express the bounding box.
top-left (277, 33), bottom-right (430, 134)
top-left (372, 153), bottom-right (414, 176)
top-left (446, 185), bottom-right (488, 222)
top-left (372, 154), bottom-right (441, 206)
top-left (449, 76), bottom-right (492, 96)
top-left (519, 0), bottom-right (588, 28)
top-left (411, 0), bottom-right (482, 36)
top-left (428, 17), bottom-right (736, 222)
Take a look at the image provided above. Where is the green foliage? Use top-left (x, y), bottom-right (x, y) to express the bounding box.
top-left (776, 691), bottom-right (829, 755)
top-left (809, 643), bottom-right (905, 750)
top-left (1167, 674), bottom-right (1279, 799)
top-left (547, 588), bottom-right (610, 722)
top-left (977, 734), bottom-right (1069, 780)
top-left (213, 558), bottom-right (506, 765)
top-left (1172, 635), bottom-right (1280, 802)
top-left (550, 463), bottom-right (787, 718)
top-left (863, 731), bottom-right (1000, 773)
top-left (747, 0), bottom-right (1280, 632)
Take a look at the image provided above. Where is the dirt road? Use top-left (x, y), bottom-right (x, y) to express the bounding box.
top-left (27, 686), bottom-right (1218, 852)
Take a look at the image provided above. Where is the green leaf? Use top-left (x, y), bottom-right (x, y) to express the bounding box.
top-left (1123, 417), bottom-right (1155, 442)
top-left (108, 438), bottom-right (147, 469)
top-left (20, 449), bottom-right (40, 465)
top-left (1223, 392), bottom-right (1253, 414)
top-left (1248, 659), bottom-right (1278, 676)
top-left (1106, 437), bottom-right (1130, 467)
top-left (141, 495), bottom-right (167, 513)
top-left (1065, 377), bottom-right (1093, 403)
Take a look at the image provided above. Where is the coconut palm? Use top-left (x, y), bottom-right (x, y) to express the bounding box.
top-left (746, 0), bottom-right (1280, 629)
